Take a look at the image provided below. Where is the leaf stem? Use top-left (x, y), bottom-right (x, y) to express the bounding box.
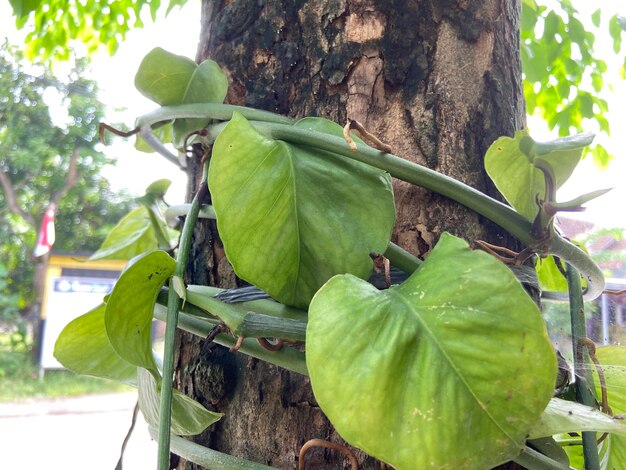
top-left (149, 427), bottom-right (278, 470)
top-left (152, 306), bottom-right (308, 375)
top-left (513, 446), bottom-right (572, 470)
top-left (135, 103), bottom-right (294, 129)
top-left (156, 160), bottom-right (210, 470)
top-left (566, 263), bottom-right (600, 470)
top-left (132, 105), bottom-right (604, 300)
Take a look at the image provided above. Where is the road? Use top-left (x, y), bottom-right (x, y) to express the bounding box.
top-left (0, 392), bottom-right (157, 469)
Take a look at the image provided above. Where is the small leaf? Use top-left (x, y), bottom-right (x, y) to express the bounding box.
top-left (529, 398), bottom-right (626, 438)
top-left (90, 207), bottom-right (158, 261)
top-left (591, 9), bottom-right (601, 28)
top-left (134, 47), bottom-right (228, 149)
top-left (548, 188), bottom-right (612, 212)
top-left (536, 256), bottom-right (568, 292)
top-left (210, 113), bottom-right (395, 308)
top-left (54, 304), bottom-right (137, 384)
top-left (307, 233), bottom-right (556, 469)
top-left (171, 58), bottom-right (229, 148)
top-left (105, 251), bottom-right (176, 374)
top-left (485, 131), bottom-right (593, 221)
top-left (134, 48), bottom-right (197, 106)
top-left (137, 368), bottom-right (222, 436)
top-left (144, 179), bottom-right (172, 198)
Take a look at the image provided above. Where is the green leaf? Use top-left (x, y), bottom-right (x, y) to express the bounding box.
top-left (171, 58), bottom-right (229, 148)
top-left (134, 47), bottom-right (228, 149)
top-left (144, 179), bottom-right (172, 198)
top-left (591, 9), bottom-right (601, 28)
top-left (9, 0), bottom-right (42, 18)
top-left (105, 251), bottom-right (176, 374)
top-left (209, 113), bottom-right (395, 308)
top-left (594, 347), bottom-right (626, 415)
top-left (536, 256), bottom-right (568, 292)
top-left (90, 207), bottom-right (158, 261)
top-left (609, 15), bottom-right (623, 54)
top-left (54, 304), bottom-right (137, 384)
top-left (529, 398), bottom-right (626, 439)
top-left (135, 47), bottom-right (197, 105)
top-left (136, 181), bottom-right (176, 251)
top-left (137, 368), bottom-right (222, 436)
top-left (485, 131), bottom-right (593, 221)
top-left (548, 188), bottom-right (611, 212)
top-left (306, 233), bottom-right (556, 469)
top-left (592, 144), bottom-right (611, 169)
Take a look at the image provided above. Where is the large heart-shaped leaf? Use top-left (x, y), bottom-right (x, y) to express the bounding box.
top-left (54, 304), bottom-right (137, 384)
top-left (134, 47), bottom-right (228, 148)
top-left (209, 113), bottom-right (395, 308)
top-left (90, 207), bottom-right (158, 261)
top-left (105, 251), bottom-right (175, 375)
top-left (137, 368), bottom-right (222, 436)
top-left (485, 131), bottom-right (593, 221)
top-left (306, 233), bottom-right (556, 469)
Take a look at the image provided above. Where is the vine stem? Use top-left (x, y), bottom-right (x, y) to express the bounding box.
top-left (156, 159), bottom-right (210, 470)
top-left (131, 103), bottom-right (603, 300)
top-left (566, 263), bottom-right (600, 470)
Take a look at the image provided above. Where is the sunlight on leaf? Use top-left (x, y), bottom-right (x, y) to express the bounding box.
top-left (307, 233), bottom-right (556, 469)
top-left (210, 113), bottom-right (395, 308)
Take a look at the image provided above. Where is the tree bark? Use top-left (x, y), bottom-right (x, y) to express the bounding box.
top-left (176, 1), bottom-right (524, 468)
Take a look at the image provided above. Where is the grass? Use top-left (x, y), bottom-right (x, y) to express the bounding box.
top-left (0, 333), bottom-right (131, 402)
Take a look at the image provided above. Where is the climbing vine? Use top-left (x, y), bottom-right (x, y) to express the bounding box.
top-left (54, 48), bottom-right (626, 469)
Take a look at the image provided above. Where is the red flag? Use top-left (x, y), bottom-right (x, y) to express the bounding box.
top-left (34, 204), bottom-right (56, 257)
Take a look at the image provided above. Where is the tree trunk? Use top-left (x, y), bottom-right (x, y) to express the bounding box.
top-left (176, 1), bottom-right (524, 468)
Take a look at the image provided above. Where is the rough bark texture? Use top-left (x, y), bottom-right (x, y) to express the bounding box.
top-left (176, 1), bottom-right (525, 468)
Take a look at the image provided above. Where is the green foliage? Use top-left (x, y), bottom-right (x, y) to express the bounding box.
top-left (55, 47), bottom-right (620, 469)
top-left (485, 130), bottom-right (599, 223)
top-left (53, 304), bottom-right (137, 383)
top-left (105, 251), bottom-right (174, 374)
top-left (521, 1), bottom-right (623, 167)
top-left (54, 250), bottom-right (222, 434)
top-left (0, 332), bottom-right (129, 400)
top-left (8, 0), bottom-right (188, 61)
top-left (307, 233), bottom-right (557, 469)
top-left (0, 42), bottom-right (133, 320)
top-left (137, 368), bottom-right (223, 436)
top-left (90, 180), bottom-right (176, 260)
top-left (210, 114), bottom-right (395, 308)
top-left (134, 47), bottom-right (228, 148)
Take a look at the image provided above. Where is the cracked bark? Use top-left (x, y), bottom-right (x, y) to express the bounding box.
top-left (176, 1), bottom-right (525, 468)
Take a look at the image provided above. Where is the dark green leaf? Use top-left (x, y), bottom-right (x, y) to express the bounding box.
top-left (54, 304), bottom-right (137, 384)
top-left (137, 368), bottom-right (222, 436)
top-left (209, 113), bottom-right (395, 308)
top-left (307, 233), bottom-right (556, 469)
top-left (105, 251), bottom-right (175, 374)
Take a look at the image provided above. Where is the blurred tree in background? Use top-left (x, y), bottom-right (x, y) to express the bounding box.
top-left (0, 41), bottom-right (133, 346)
